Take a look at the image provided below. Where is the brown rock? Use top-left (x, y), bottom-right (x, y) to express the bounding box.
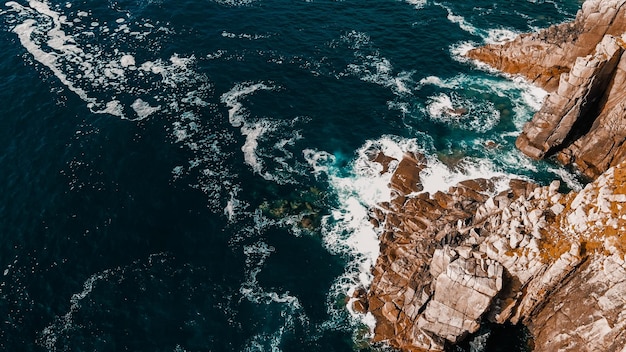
top-left (389, 152), bottom-right (427, 196)
top-left (370, 151), bottom-right (398, 174)
top-left (467, 0), bottom-right (626, 92)
top-left (468, 0), bottom-right (626, 177)
top-left (515, 35), bottom-right (625, 162)
top-left (365, 138), bottom-right (626, 351)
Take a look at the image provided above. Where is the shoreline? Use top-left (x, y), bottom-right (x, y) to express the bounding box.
top-left (361, 1), bottom-right (626, 350)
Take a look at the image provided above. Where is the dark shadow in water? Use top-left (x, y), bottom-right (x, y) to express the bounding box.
top-left (455, 323), bottom-right (533, 352)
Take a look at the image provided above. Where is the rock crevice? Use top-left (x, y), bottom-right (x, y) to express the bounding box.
top-left (468, 0), bottom-right (626, 178)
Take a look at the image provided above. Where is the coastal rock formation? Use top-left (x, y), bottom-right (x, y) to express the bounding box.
top-left (467, 0), bottom-right (626, 178)
top-left (467, 0), bottom-right (626, 92)
top-left (360, 151), bottom-right (626, 351)
top-left (360, 1), bottom-right (626, 350)
top-left (515, 35), bottom-right (625, 161)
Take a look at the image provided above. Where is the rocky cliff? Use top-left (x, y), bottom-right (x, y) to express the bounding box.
top-left (356, 152), bottom-right (626, 351)
top-left (357, 1), bottom-right (626, 350)
top-left (468, 0), bottom-right (626, 179)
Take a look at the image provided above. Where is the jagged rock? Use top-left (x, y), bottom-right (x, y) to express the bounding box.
top-left (467, 0), bottom-right (626, 92)
top-left (468, 0), bottom-right (626, 178)
top-left (515, 35), bottom-right (625, 161)
top-left (365, 139), bottom-right (626, 351)
top-left (558, 48), bottom-right (626, 177)
top-left (418, 256), bottom-right (503, 343)
top-left (389, 152), bottom-right (427, 197)
top-left (529, 254), bottom-right (626, 351)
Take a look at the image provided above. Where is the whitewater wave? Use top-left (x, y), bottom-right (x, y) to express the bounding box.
top-left (437, 2), bottom-right (520, 45)
top-left (340, 30), bottom-right (416, 97)
top-left (404, 0), bottom-right (427, 9)
top-left (419, 72), bottom-right (547, 129)
top-left (220, 81), bottom-right (307, 185)
top-left (4, 0), bottom-right (248, 213)
top-left (425, 92), bottom-right (500, 133)
top-left (438, 2), bottom-right (479, 35)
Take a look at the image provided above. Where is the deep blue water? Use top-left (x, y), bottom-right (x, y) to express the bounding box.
top-left (0, 0), bottom-right (582, 351)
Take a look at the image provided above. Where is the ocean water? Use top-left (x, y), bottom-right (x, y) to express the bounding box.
top-left (0, 0), bottom-right (583, 351)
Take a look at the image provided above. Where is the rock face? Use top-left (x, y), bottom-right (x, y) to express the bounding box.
top-left (362, 151), bottom-right (626, 351)
top-left (515, 35), bottom-right (625, 161)
top-left (361, 1), bottom-right (626, 349)
top-left (467, 0), bottom-right (626, 92)
top-left (468, 0), bottom-right (626, 178)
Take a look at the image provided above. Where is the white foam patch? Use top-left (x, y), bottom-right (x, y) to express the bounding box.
top-left (224, 189), bottom-right (247, 222)
top-left (449, 40), bottom-right (483, 66)
top-left (92, 100), bottom-right (125, 118)
top-left (221, 82), bottom-right (275, 127)
top-left (437, 2), bottom-right (521, 45)
top-left (340, 30), bottom-right (371, 50)
top-left (130, 98), bottom-right (161, 120)
top-left (241, 120), bottom-right (275, 176)
top-left (346, 54), bottom-right (415, 96)
top-left (7, 1), bottom-right (96, 106)
top-left (436, 2), bottom-right (479, 35)
top-left (5, 1), bottom-right (203, 119)
top-left (120, 54), bottom-right (136, 68)
top-left (419, 73), bottom-right (547, 129)
top-left (220, 82), bottom-right (306, 185)
top-left (405, 0), bottom-right (426, 9)
top-left (419, 156), bottom-right (511, 195)
top-left (425, 92), bottom-right (500, 132)
top-left (485, 28), bottom-right (519, 44)
top-left (221, 31), bottom-right (270, 40)
top-left (5, 1), bottom-right (242, 213)
top-left (340, 31), bottom-right (416, 97)
top-left (548, 167), bottom-right (583, 192)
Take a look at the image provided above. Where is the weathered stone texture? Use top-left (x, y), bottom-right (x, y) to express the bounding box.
top-left (365, 149), bottom-right (626, 351)
top-left (469, 0), bottom-right (626, 178)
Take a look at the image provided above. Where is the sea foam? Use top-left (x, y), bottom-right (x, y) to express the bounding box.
top-left (303, 134), bottom-right (520, 335)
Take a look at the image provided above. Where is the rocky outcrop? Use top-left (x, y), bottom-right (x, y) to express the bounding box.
top-left (467, 0), bottom-right (626, 92)
top-left (515, 35), bottom-right (625, 161)
top-left (467, 0), bottom-right (626, 179)
top-left (359, 1), bottom-right (626, 350)
top-left (360, 151), bottom-right (626, 351)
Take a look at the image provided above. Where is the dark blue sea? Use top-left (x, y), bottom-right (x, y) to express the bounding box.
top-left (0, 1), bottom-right (584, 351)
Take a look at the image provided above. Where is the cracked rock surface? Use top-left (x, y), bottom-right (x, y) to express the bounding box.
top-left (468, 0), bottom-right (626, 178)
top-left (360, 151), bottom-right (626, 351)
